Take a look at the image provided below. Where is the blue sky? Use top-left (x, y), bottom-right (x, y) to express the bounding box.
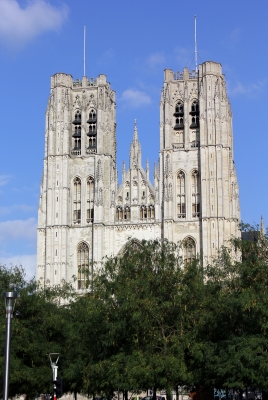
top-left (0, 0), bottom-right (267, 278)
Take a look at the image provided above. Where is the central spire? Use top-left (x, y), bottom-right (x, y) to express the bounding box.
top-left (133, 118), bottom-right (138, 142)
top-left (130, 119), bottom-right (141, 167)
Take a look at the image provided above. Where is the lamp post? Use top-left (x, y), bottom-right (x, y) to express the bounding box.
top-left (48, 353), bottom-right (62, 400)
top-left (2, 290), bottom-right (17, 400)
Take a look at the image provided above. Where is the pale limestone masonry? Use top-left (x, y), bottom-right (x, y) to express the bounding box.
top-left (37, 61), bottom-right (240, 288)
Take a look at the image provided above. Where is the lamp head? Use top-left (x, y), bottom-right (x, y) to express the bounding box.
top-left (2, 291), bottom-right (17, 318)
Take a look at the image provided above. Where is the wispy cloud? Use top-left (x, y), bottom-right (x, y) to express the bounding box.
top-left (229, 28), bottom-right (241, 46)
top-left (120, 89), bottom-right (151, 108)
top-left (0, 175), bottom-right (10, 187)
top-left (0, 254), bottom-right (36, 279)
top-left (174, 47), bottom-right (193, 69)
top-left (0, 204), bottom-right (34, 216)
top-left (0, 0), bottom-right (69, 48)
top-left (0, 218), bottom-right (37, 241)
top-left (146, 52), bottom-right (166, 69)
top-left (228, 79), bottom-right (268, 97)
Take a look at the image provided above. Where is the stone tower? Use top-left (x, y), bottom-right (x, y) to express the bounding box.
top-left (159, 61), bottom-right (240, 263)
top-left (37, 73), bottom-right (117, 287)
top-left (37, 61), bottom-right (240, 288)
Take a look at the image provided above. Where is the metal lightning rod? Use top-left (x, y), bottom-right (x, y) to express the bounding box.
top-left (194, 16), bottom-right (198, 73)
top-left (84, 26), bottom-right (86, 77)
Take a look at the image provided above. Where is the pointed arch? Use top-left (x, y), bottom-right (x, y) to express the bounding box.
top-left (86, 176), bottom-right (94, 222)
top-left (77, 241), bottom-right (90, 289)
top-left (191, 169), bottom-right (200, 218)
top-left (73, 177), bottom-right (81, 224)
top-left (177, 170), bottom-right (186, 218)
top-left (72, 111), bottom-right (82, 152)
top-left (118, 238), bottom-right (143, 257)
top-left (87, 108), bottom-right (97, 151)
top-left (183, 236), bottom-right (196, 266)
top-left (116, 206), bottom-right (123, 221)
top-left (174, 100), bottom-right (184, 130)
top-left (190, 100), bottom-right (200, 128)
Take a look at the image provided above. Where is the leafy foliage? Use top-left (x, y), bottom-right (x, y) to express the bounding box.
top-left (1, 229), bottom-right (268, 397)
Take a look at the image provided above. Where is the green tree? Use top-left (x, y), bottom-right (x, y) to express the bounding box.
top-left (76, 239), bottom-right (202, 397)
top-left (189, 228), bottom-right (268, 393)
top-left (0, 264), bottom-right (75, 398)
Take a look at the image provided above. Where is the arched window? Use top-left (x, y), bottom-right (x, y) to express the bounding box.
top-left (192, 169), bottom-right (200, 218)
top-left (140, 205), bottom-right (147, 220)
top-left (87, 109), bottom-right (97, 152)
top-left (148, 205), bottom-right (155, 219)
top-left (73, 111), bottom-right (81, 124)
top-left (183, 237), bottom-right (196, 266)
top-left (177, 170), bottom-right (186, 218)
top-left (86, 177), bottom-right (94, 223)
top-left (73, 178), bottom-right (81, 224)
top-left (191, 101), bottom-right (199, 114)
top-left (77, 242), bottom-right (89, 289)
top-left (88, 109), bottom-right (97, 122)
top-left (175, 101), bottom-right (184, 115)
top-left (190, 101), bottom-right (199, 128)
top-left (72, 112), bottom-right (82, 152)
top-left (174, 102), bottom-right (184, 130)
top-left (116, 206), bottom-right (123, 221)
top-left (124, 206), bottom-right (131, 220)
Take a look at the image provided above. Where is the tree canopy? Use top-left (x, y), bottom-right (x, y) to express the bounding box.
top-left (1, 229), bottom-right (268, 398)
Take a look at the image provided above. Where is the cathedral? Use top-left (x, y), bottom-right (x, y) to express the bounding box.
top-left (36, 61), bottom-right (240, 288)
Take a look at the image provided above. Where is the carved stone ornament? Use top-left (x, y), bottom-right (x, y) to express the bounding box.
top-left (96, 159), bottom-right (103, 182)
top-left (164, 154), bottom-right (172, 177)
top-left (73, 95), bottom-right (82, 109)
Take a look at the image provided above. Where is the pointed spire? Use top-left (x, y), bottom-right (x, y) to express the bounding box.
top-left (260, 215), bottom-right (265, 235)
top-left (133, 118), bottom-right (138, 141)
top-left (130, 119), bottom-right (141, 167)
top-left (154, 162), bottom-right (157, 179)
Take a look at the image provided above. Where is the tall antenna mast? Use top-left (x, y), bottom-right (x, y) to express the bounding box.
top-left (84, 26), bottom-right (86, 77)
top-left (194, 16), bottom-right (198, 73)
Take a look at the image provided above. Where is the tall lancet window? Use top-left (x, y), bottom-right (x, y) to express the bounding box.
top-left (190, 100), bottom-right (199, 128)
top-left (192, 169), bottom-right (200, 218)
top-left (72, 111), bottom-right (82, 152)
top-left (174, 101), bottom-right (184, 130)
top-left (77, 242), bottom-right (90, 289)
top-left (148, 205), bottom-right (155, 219)
top-left (116, 206), bottom-right (123, 221)
top-left (87, 109), bottom-right (97, 151)
top-left (86, 177), bottom-right (94, 223)
top-left (73, 177), bottom-right (81, 224)
top-left (177, 170), bottom-right (186, 218)
top-left (124, 206), bottom-right (131, 221)
top-left (183, 237), bottom-right (196, 266)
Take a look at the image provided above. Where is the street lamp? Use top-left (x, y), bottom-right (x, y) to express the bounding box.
top-left (2, 289), bottom-right (17, 400)
top-left (48, 353), bottom-right (63, 400)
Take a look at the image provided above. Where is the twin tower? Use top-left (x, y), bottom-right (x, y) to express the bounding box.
top-left (37, 61), bottom-right (240, 288)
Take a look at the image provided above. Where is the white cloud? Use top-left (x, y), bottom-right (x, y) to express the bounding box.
top-left (174, 47), bottom-right (192, 68)
top-left (0, 0), bottom-right (69, 47)
top-left (146, 52), bottom-right (166, 69)
top-left (0, 254), bottom-right (36, 279)
top-left (0, 218), bottom-right (37, 241)
top-left (229, 28), bottom-right (241, 46)
top-left (228, 79), bottom-right (268, 97)
top-left (121, 89), bottom-right (151, 108)
top-left (0, 204), bottom-right (34, 216)
top-left (0, 175), bottom-right (10, 187)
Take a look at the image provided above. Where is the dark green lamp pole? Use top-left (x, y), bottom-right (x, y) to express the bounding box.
top-left (2, 290), bottom-right (17, 400)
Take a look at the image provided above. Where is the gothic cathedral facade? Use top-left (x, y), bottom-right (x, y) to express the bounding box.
top-left (37, 61), bottom-right (240, 288)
